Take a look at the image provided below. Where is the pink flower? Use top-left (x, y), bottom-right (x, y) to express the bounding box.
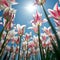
top-left (6, 30), bottom-right (17, 40)
top-left (42, 38), bottom-right (51, 48)
top-left (48, 3), bottom-right (60, 26)
top-left (42, 42), bottom-right (46, 48)
top-left (25, 32), bottom-right (31, 41)
top-left (16, 24), bottom-right (26, 35)
top-left (11, 36), bottom-right (19, 44)
top-left (0, 0), bottom-right (9, 7)
top-left (42, 27), bottom-right (55, 40)
top-left (28, 23), bottom-right (38, 33)
top-left (4, 20), bottom-right (13, 31)
top-left (15, 46), bottom-right (19, 53)
top-left (34, 0), bottom-right (46, 5)
top-left (31, 11), bottom-right (43, 26)
top-left (1, 31), bottom-right (6, 39)
top-left (15, 37), bottom-right (20, 44)
top-left (42, 27), bottom-right (52, 36)
top-left (40, 33), bottom-right (47, 41)
top-left (42, 35), bottom-right (46, 40)
top-left (33, 36), bottom-right (39, 47)
top-left (55, 20), bottom-right (60, 26)
top-left (28, 41), bottom-right (35, 48)
top-left (3, 8), bottom-right (15, 21)
top-left (31, 11), bottom-right (47, 26)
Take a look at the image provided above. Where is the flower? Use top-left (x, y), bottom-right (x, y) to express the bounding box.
top-left (1, 31), bottom-right (6, 39)
top-left (0, 0), bottom-right (9, 8)
top-left (29, 11), bottom-right (47, 34)
top-left (42, 26), bottom-right (52, 36)
top-left (28, 23), bottom-right (38, 33)
top-left (31, 11), bottom-right (47, 26)
top-left (33, 35), bottom-right (39, 47)
top-left (15, 46), bottom-right (19, 53)
top-left (34, 0), bottom-right (46, 5)
top-left (3, 7), bottom-right (15, 21)
top-left (40, 33), bottom-right (48, 48)
top-left (31, 11), bottom-right (43, 26)
top-left (14, 36), bottom-right (20, 44)
top-left (40, 33), bottom-right (47, 41)
top-left (11, 36), bottom-right (18, 44)
top-left (22, 41), bottom-right (27, 51)
top-left (16, 24), bottom-right (26, 35)
top-left (4, 20), bottom-right (13, 31)
top-left (6, 29), bottom-right (17, 40)
top-left (42, 27), bottom-right (55, 40)
top-left (48, 3), bottom-right (60, 26)
top-left (42, 37), bottom-right (51, 48)
top-left (25, 32), bottom-right (32, 41)
top-left (28, 41), bottom-right (35, 48)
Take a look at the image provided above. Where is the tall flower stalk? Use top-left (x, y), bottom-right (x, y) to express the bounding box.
top-left (28, 11), bottom-right (47, 60)
top-left (0, 19), bottom-right (9, 41)
top-left (25, 33), bottom-right (31, 60)
top-left (0, 30), bottom-right (8, 58)
top-left (37, 25), bottom-right (45, 60)
top-left (18, 35), bottom-right (22, 60)
top-left (41, 5), bottom-right (60, 48)
top-left (16, 24), bottom-right (26, 60)
top-left (34, 0), bottom-right (60, 49)
top-left (26, 41), bottom-right (28, 60)
top-left (0, 7), bottom-right (15, 41)
top-left (8, 46), bottom-right (13, 60)
top-left (3, 51), bottom-right (8, 60)
top-left (0, 29), bottom-right (16, 58)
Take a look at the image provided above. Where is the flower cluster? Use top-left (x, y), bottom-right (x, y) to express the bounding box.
top-left (0, 0), bottom-right (60, 60)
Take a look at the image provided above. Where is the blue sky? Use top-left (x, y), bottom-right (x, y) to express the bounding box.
top-left (0, 0), bottom-right (59, 33)
top-left (12, 0), bottom-right (58, 33)
top-left (0, 0), bottom-right (59, 60)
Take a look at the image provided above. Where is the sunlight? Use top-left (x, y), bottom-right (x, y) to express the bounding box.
top-left (25, 4), bottom-right (36, 12)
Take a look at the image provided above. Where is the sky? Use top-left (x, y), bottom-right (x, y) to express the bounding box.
top-left (0, 0), bottom-right (59, 33)
top-left (12, 0), bottom-right (58, 33)
top-left (0, 0), bottom-right (59, 60)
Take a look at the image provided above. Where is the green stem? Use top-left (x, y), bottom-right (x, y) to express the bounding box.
top-left (42, 5), bottom-right (60, 49)
top-left (38, 25), bottom-right (44, 60)
top-left (45, 47), bottom-right (50, 60)
top-left (26, 41), bottom-right (28, 60)
top-left (3, 52), bottom-right (8, 60)
top-left (51, 41), bottom-right (60, 60)
top-left (0, 19), bottom-right (9, 41)
top-left (8, 45), bottom-right (13, 60)
top-left (0, 30), bottom-right (8, 56)
top-left (18, 35), bottom-right (22, 60)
